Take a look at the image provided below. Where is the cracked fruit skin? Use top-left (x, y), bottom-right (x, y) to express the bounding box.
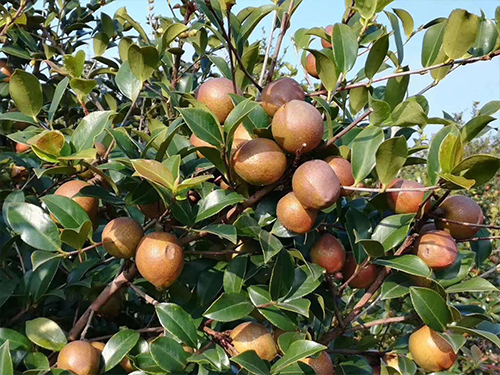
top-left (416, 230), bottom-right (458, 270)
top-left (232, 138), bottom-right (287, 186)
top-left (277, 192), bottom-right (317, 234)
top-left (409, 326), bottom-right (457, 372)
top-left (135, 232), bottom-right (184, 289)
top-left (310, 234), bottom-right (346, 274)
top-left (300, 351), bottom-right (335, 375)
top-left (321, 25), bottom-right (333, 48)
top-left (102, 217), bottom-right (144, 259)
top-left (305, 54), bottom-right (319, 78)
top-left (57, 341), bottom-right (100, 375)
top-left (196, 77), bottom-right (241, 124)
top-left (230, 322), bottom-right (278, 361)
top-left (272, 100), bottom-right (324, 154)
top-left (386, 179), bottom-right (430, 215)
top-left (342, 253), bottom-right (379, 289)
top-left (292, 160), bottom-right (341, 210)
top-left (55, 180), bottom-right (99, 221)
top-left (436, 195), bottom-right (484, 240)
top-left (260, 77), bottom-right (305, 116)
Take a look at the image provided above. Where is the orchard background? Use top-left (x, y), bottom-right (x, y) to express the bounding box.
top-left (0, 0), bottom-right (500, 375)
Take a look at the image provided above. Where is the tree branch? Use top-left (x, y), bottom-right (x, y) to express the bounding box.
top-left (342, 185), bottom-right (440, 193)
top-left (129, 283), bottom-right (159, 306)
top-left (457, 235), bottom-right (500, 243)
top-left (345, 315), bottom-right (414, 333)
top-left (258, 11), bottom-right (278, 87)
top-left (432, 216), bottom-right (500, 230)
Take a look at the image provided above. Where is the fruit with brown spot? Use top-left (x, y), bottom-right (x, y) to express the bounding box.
top-left (260, 77), bottom-right (305, 116)
top-left (325, 156), bottom-right (355, 195)
top-left (277, 192), bottom-right (317, 234)
top-left (415, 230), bottom-right (458, 270)
top-left (310, 234), bottom-right (346, 274)
top-left (196, 77), bottom-right (241, 124)
top-left (321, 25), bottom-right (333, 48)
top-left (55, 180), bottom-right (99, 221)
top-left (292, 160), bottom-right (341, 210)
top-left (230, 322), bottom-right (278, 361)
top-left (272, 100), bottom-right (324, 154)
top-left (102, 217), bottom-right (144, 259)
top-left (232, 138), bottom-right (287, 186)
top-left (342, 253), bottom-right (379, 289)
top-left (300, 351), bottom-right (335, 375)
top-left (409, 325), bottom-right (457, 372)
top-left (305, 54), bottom-right (319, 78)
top-left (135, 232), bottom-right (184, 289)
top-left (57, 341), bottom-right (100, 375)
top-left (436, 195), bottom-right (484, 240)
top-left (386, 179), bottom-right (430, 215)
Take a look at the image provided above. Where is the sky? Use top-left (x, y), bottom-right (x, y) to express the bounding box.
top-left (97, 0), bottom-right (500, 132)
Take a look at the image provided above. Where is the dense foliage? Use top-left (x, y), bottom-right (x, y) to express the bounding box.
top-left (0, 1), bottom-right (500, 375)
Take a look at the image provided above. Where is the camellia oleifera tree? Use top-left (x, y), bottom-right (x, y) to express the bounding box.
top-left (1, 0), bottom-right (500, 374)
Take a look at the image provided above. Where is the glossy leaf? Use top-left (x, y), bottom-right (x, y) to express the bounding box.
top-left (446, 277), bottom-right (498, 293)
top-left (25, 318), bottom-right (67, 351)
top-left (270, 250), bottom-right (295, 300)
top-left (271, 341), bottom-right (326, 373)
top-left (179, 107), bottom-right (223, 147)
top-left (422, 21), bottom-right (446, 67)
top-left (116, 61), bottom-right (142, 101)
top-left (196, 190), bottom-right (245, 222)
top-left (365, 34), bottom-right (389, 80)
top-left (305, 49), bottom-right (338, 92)
top-left (410, 287), bottom-right (452, 331)
top-left (439, 131), bottom-right (462, 173)
top-left (381, 273), bottom-right (411, 300)
top-left (460, 115), bottom-right (495, 143)
top-left (394, 8), bottom-right (414, 38)
top-left (131, 159), bottom-right (174, 191)
top-left (368, 94), bottom-right (391, 126)
top-left (443, 9), bottom-right (479, 59)
top-left (374, 255), bottom-right (432, 277)
top-left (72, 111), bottom-right (115, 152)
top-left (351, 125), bottom-right (385, 184)
top-left (248, 286), bottom-right (297, 331)
top-left (150, 336), bottom-right (188, 372)
top-left (128, 45), bottom-right (159, 82)
top-left (375, 136), bottom-right (408, 187)
top-left (224, 256), bottom-right (247, 294)
top-left (259, 230), bottom-right (284, 263)
top-left (9, 70), bottom-right (43, 119)
top-left (331, 23), bottom-right (358, 73)
top-left (390, 99), bottom-right (427, 127)
top-left (0, 341), bottom-right (13, 375)
top-left (203, 292), bottom-right (254, 322)
top-left (103, 329), bottom-right (140, 371)
top-left (231, 350), bottom-right (270, 375)
top-left (155, 303), bottom-right (198, 348)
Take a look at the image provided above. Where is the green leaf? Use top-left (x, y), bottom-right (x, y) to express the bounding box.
top-left (365, 34), bottom-right (389, 80)
top-left (196, 190), bottom-right (245, 222)
top-left (0, 341), bottom-right (13, 375)
top-left (381, 273), bottom-right (411, 300)
top-left (390, 99), bottom-right (428, 127)
top-left (357, 239), bottom-right (386, 258)
top-left (93, 31), bottom-right (109, 56)
top-left (471, 228), bottom-right (493, 265)
top-left (179, 107), bottom-right (223, 147)
top-left (224, 256), bottom-right (247, 294)
top-left (155, 303), bottom-right (198, 348)
top-left (434, 250), bottom-right (476, 288)
top-left (446, 277), bottom-right (498, 293)
top-left (24, 351), bottom-right (49, 370)
top-left (449, 326), bottom-right (500, 349)
top-left (48, 77), bottom-right (69, 126)
top-left (235, 42), bottom-right (260, 90)
top-left (239, 4), bottom-right (276, 43)
top-left (150, 336), bottom-right (188, 372)
top-left (385, 68), bottom-right (410, 110)
top-left (375, 136), bottom-right (408, 186)
top-left (410, 287), bottom-right (453, 331)
top-left (394, 8), bottom-right (414, 38)
top-left (354, 0), bottom-right (377, 20)
top-left (116, 61), bottom-right (142, 101)
top-left (349, 87), bottom-right (369, 115)
top-left (131, 159), bottom-right (174, 191)
top-left (231, 351), bottom-right (270, 375)
top-left (103, 329), bottom-right (140, 371)
top-left (351, 125), bottom-right (385, 184)
top-left (25, 318), bottom-right (67, 351)
top-left (427, 125), bottom-right (456, 184)
top-left (438, 173), bottom-right (476, 190)
top-left (286, 265), bottom-right (323, 300)
top-left (161, 23), bottom-right (188, 51)
top-left (270, 250), bottom-right (295, 300)
top-left (72, 111), bottom-right (115, 152)
top-left (248, 286), bottom-right (296, 331)
top-left (443, 9), bottom-right (480, 59)
top-left (70, 78), bottom-right (97, 98)
top-left (374, 255), bottom-right (432, 277)
top-left (368, 94), bottom-right (391, 126)
top-left (460, 115), bottom-right (495, 143)
top-left (452, 154), bottom-right (500, 187)
top-left (271, 341), bottom-right (325, 373)
top-left (0, 111), bottom-right (38, 125)
top-left (128, 45), bottom-right (159, 82)
top-left (478, 100), bottom-right (500, 116)
top-left (305, 49), bottom-right (339, 92)
top-left (439, 132), bottom-right (462, 173)
top-left (0, 328), bottom-right (31, 350)
top-left (331, 23), bottom-right (358, 73)
top-left (198, 224), bottom-right (237, 244)
top-left (9, 70), bottom-right (43, 119)
top-left (277, 299), bottom-right (310, 317)
top-left (422, 21), bottom-right (446, 67)
top-left (63, 51), bottom-right (85, 77)
top-left (203, 292), bottom-right (254, 322)
top-left (385, 11), bottom-right (404, 64)
top-left (259, 230), bottom-right (283, 263)
top-left (470, 16), bottom-right (498, 56)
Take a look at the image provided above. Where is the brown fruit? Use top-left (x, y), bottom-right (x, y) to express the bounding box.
top-left (15, 143), bottom-right (30, 153)
top-left (232, 138), bottom-right (287, 186)
top-left (138, 200), bottom-right (166, 219)
top-left (102, 217), bottom-right (144, 259)
top-left (409, 326), bottom-right (457, 372)
top-left (232, 124), bottom-right (253, 150)
top-left (272, 100), bottom-right (324, 154)
top-left (292, 160), bottom-right (341, 210)
top-left (415, 230), bottom-right (458, 270)
top-left (419, 222), bottom-right (437, 234)
top-left (300, 351), bottom-right (334, 375)
top-left (310, 234), bottom-right (346, 274)
top-left (321, 25), bottom-right (333, 48)
top-left (98, 290), bottom-right (123, 317)
top-left (95, 142), bottom-right (107, 158)
top-left (190, 133), bottom-right (216, 158)
top-left (384, 352), bottom-right (400, 371)
top-left (324, 156), bottom-right (355, 195)
top-left (230, 322), bottom-right (277, 361)
top-left (342, 253), bottom-right (379, 289)
top-left (436, 195), bottom-right (484, 240)
top-left (55, 180), bottom-right (99, 221)
top-left (0, 61), bottom-right (13, 82)
top-left (196, 77), bottom-right (241, 124)
top-left (135, 232), bottom-right (184, 289)
top-left (305, 54), bottom-right (319, 78)
top-left (57, 341), bottom-right (100, 375)
top-left (260, 77), bottom-right (305, 117)
top-left (386, 179), bottom-right (430, 215)
top-left (91, 341), bottom-right (133, 373)
top-left (277, 192), bottom-right (317, 234)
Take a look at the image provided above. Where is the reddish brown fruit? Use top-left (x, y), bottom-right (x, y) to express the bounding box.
top-left (138, 200), bottom-right (166, 219)
top-left (436, 195), bottom-right (484, 240)
top-left (292, 160), bottom-right (341, 210)
top-left (419, 222), bottom-right (437, 235)
top-left (230, 322), bottom-right (278, 361)
top-left (0, 61), bottom-right (13, 82)
top-left (95, 142), bottom-right (107, 158)
top-left (15, 143), bottom-right (30, 153)
top-left (102, 217), bottom-right (144, 259)
top-left (305, 54), bottom-right (319, 78)
top-left (272, 100), bottom-right (324, 154)
top-left (91, 341), bottom-right (133, 373)
top-left (324, 156), bottom-right (354, 195)
top-left (300, 351), bottom-right (334, 375)
top-left (190, 133), bottom-right (215, 158)
top-left (98, 291), bottom-right (123, 318)
top-left (135, 232), bottom-right (184, 289)
top-left (409, 326), bottom-right (457, 371)
top-left (342, 253), bottom-right (379, 289)
top-left (277, 192), bottom-right (317, 234)
top-left (232, 124), bottom-right (253, 151)
top-left (321, 25), bottom-right (333, 48)
top-left (55, 180), bottom-right (99, 221)
top-left (232, 138), bottom-right (287, 186)
top-left (57, 341), bottom-right (100, 375)
top-left (196, 77), bottom-right (241, 124)
top-left (386, 179), bottom-right (430, 215)
top-left (260, 77), bottom-right (305, 117)
top-left (310, 234), bottom-right (346, 274)
top-left (416, 230), bottom-right (458, 270)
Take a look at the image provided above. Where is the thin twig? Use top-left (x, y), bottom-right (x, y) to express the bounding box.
top-left (345, 315), bottom-right (414, 333)
top-left (432, 216), bottom-right (500, 230)
top-left (258, 11), bottom-right (278, 87)
top-left (129, 283), bottom-right (159, 306)
top-left (0, 1), bottom-right (27, 40)
top-left (89, 327), bottom-right (163, 342)
top-left (338, 258), bottom-right (370, 294)
top-left (457, 236), bottom-right (500, 243)
top-left (480, 264), bottom-right (500, 279)
top-left (65, 242), bottom-right (103, 256)
top-left (81, 310), bottom-right (95, 340)
top-left (343, 185), bottom-right (440, 193)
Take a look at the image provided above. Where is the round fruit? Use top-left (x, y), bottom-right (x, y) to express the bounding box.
top-left (300, 351), bottom-right (334, 375)
top-left (98, 290), bottom-right (123, 317)
top-left (196, 77), bottom-right (241, 124)
top-left (135, 232), bottom-right (184, 289)
top-left (386, 179), bottom-right (430, 215)
top-left (260, 77), bottom-right (305, 117)
top-left (436, 195), bottom-right (484, 240)
top-left (416, 230), bottom-right (458, 270)
top-left (277, 192), bottom-right (317, 234)
top-left (138, 200), bottom-right (166, 219)
top-left (342, 253), bottom-right (379, 289)
top-left (321, 25), bottom-right (333, 48)
top-left (0, 61), bottom-right (13, 82)
top-left (232, 124), bottom-right (253, 151)
top-left (57, 340), bottom-right (100, 375)
top-left (15, 143), bottom-right (30, 153)
top-left (409, 325), bottom-right (457, 372)
top-left (305, 54), bottom-right (319, 78)
top-left (55, 180), bottom-right (99, 221)
top-left (419, 222), bottom-right (437, 234)
top-left (324, 156), bottom-right (354, 194)
top-left (95, 142), bottom-right (107, 158)
top-left (230, 322), bottom-right (277, 361)
top-left (310, 234), bottom-right (346, 274)
top-left (91, 341), bottom-right (133, 373)
top-left (232, 138), bottom-right (287, 186)
top-left (272, 100), bottom-right (324, 154)
top-left (292, 160), bottom-right (341, 210)
top-left (190, 133), bottom-right (215, 158)
top-left (102, 217), bottom-right (144, 259)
